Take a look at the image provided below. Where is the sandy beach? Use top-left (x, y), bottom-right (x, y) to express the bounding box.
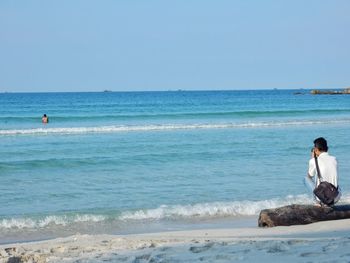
top-left (1, 218), bottom-right (350, 262)
top-left (2, 0), bottom-right (350, 261)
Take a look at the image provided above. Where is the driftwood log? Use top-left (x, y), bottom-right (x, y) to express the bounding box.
top-left (258, 204), bottom-right (350, 227)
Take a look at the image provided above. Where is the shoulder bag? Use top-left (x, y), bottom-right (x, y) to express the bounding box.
top-left (313, 155), bottom-right (339, 206)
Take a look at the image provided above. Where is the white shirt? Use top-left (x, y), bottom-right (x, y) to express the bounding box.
top-left (308, 152), bottom-right (338, 187)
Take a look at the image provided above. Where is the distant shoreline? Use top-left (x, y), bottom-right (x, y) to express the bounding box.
top-left (311, 88), bottom-right (350, 95)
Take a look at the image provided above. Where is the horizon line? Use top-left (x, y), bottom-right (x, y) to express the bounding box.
top-left (0, 87), bottom-right (342, 94)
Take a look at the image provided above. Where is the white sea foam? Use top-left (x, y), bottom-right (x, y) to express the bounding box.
top-left (120, 193), bottom-right (350, 220)
top-left (0, 214), bottom-right (106, 230)
top-left (1, 119), bottom-right (350, 135)
top-left (2, 194), bottom-right (349, 229)
top-left (119, 194), bottom-right (313, 220)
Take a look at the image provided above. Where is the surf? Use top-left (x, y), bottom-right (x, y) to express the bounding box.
top-left (1, 118), bottom-right (350, 136)
top-left (0, 194), bottom-right (326, 230)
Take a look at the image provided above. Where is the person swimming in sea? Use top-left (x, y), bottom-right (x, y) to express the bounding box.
top-left (42, 114), bottom-right (49, 124)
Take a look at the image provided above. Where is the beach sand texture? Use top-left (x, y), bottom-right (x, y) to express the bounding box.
top-left (1, 218), bottom-right (350, 263)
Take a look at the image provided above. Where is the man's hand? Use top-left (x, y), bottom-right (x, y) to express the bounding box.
top-left (310, 149), bottom-right (315, 159)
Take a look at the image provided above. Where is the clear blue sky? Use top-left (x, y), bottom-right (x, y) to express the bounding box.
top-left (1, 0), bottom-right (349, 92)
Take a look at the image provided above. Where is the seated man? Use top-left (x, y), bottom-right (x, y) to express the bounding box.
top-left (306, 137), bottom-right (341, 205)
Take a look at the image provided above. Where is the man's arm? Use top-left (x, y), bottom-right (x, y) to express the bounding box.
top-left (308, 158), bottom-right (316, 179)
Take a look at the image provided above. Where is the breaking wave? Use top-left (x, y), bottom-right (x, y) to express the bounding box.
top-left (119, 194), bottom-right (313, 220)
top-left (1, 119), bottom-right (350, 135)
top-left (2, 194), bottom-right (349, 230)
top-left (0, 194), bottom-right (322, 230)
top-left (0, 214), bottom-right (106, 229)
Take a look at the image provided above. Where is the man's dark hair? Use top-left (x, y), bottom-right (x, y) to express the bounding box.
top-left (314, 137), bottom-right (328, 152)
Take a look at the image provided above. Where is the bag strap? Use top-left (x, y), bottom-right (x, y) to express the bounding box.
top-left (314, 155), bottom-right (322, 181)
top-left (315, 154), bottom-right (339, 190)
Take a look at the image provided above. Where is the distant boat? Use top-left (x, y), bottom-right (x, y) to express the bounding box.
top-left (293, 91), bottom-right (304, 95)
top-left (103, 90), bottom-right (112, 93)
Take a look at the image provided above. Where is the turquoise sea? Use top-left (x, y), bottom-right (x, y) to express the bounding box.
top-left (1, 90), bottom-right (350, 244)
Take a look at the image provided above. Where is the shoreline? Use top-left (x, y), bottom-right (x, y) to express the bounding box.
top-left (0, 215), bottom-right (257, 246)
top-left (1, 218), bottom-right (350, 262)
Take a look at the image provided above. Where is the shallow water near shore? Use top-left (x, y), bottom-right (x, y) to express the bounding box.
top-left (1, 90), bottom-right (350, 244)
top-left (0, 215), bottom-right (257, 245)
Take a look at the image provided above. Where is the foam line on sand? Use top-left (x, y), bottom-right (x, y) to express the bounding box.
top-left (1, 218), bottom-right (350, 262)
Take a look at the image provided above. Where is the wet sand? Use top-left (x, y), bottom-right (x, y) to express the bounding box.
top-left (1, 218), bottom-right (350, 262)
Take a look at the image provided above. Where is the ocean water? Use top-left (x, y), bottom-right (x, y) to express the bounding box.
top-left (1, 90), bottom-right (350, 243)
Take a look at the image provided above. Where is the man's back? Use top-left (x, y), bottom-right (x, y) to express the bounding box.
top-left (309, 152), bottom-right (338, 187)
